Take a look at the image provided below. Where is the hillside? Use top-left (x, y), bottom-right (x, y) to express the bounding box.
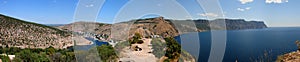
top-left (58, 17), bottom-right (267, 38)
top-left (57, 21), bottom-right (109, 33)
top-left (0, 14), bottom-right (73, 49)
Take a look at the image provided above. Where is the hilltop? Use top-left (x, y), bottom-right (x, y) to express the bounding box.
top-left (0, 14), bottom-right (73, 49)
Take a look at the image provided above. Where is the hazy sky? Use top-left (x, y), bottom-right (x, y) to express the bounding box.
top-left (0, 0), bottom-right (299, 27)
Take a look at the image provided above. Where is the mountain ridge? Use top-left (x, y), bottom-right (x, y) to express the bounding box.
top-left (57, 16), bottom-right (267, 38)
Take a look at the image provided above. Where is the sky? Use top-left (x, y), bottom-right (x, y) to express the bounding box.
top-left (0, 0), bottom-right (299, 27)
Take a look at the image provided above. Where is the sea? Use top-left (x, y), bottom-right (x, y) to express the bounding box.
top-left (72, 37), bottom-right (109, 51)
top-left (175, 27), bottom-right (300, 62)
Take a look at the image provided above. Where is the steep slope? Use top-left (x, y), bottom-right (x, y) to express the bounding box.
top-left (212, 19), bottom-right (267, 30)
top-left (0, 14), bottom-right (73, 49)
top-left (128, 17), bottom-right (179, 37)
top-left (57, 21), bottom-right (112, 35)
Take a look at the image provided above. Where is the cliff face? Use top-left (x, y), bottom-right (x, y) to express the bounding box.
top-left (223, 19), bottom-right (267, 30)
top-left (57, 17), bottom-right (268, 38)
top-left (0, 14), bottom-right (73, 49)
top-left (193, 19), bottom-right (267, 30)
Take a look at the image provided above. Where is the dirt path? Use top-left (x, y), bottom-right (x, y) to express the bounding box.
top-left (119, 38), bottom-right (158, 62)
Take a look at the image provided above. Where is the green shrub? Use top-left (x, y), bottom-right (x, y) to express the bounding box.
top-left (164, 37), bottom-right (181, 59)
top-left (151, 38), bottom-right (166, 58)
top-left (97, 45), bottom-right (118, 62)
top-left (0, 55), bottom-right (10, 62)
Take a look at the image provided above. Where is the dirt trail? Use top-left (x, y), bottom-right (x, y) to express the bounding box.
top-left (119, 38), bottom-right (158, 62)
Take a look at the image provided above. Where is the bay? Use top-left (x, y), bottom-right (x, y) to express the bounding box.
top-left (175, 27), bottom-right (300, 62)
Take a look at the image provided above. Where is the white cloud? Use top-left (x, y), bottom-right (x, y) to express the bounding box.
top-left (237, 7), bottom-right (251, 11)
top-left (199, 13), bottom-right (219, 17)
top-left (266, 0), bottom-right (288, 4)
top-left (245, 7), bottom-right (251, 10)
top-left (85, 4), bottom-right (94, 7)
top-left (239, 0), bottom-right (254, 4)
top-left (237, 8), bottom-right (245, 11)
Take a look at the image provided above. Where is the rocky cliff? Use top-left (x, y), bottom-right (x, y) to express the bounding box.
top-left (0, 14), bottom-right (73, 49)
top-left (193, 19), bottom-right (267, 30)
top-left (217, 19), bottom-right (267, 30)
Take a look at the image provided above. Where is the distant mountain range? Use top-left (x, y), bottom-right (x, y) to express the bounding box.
top-left (0, 14), bottom-right (267, 48)
top-left (58, 17), bottom-right (267, 39)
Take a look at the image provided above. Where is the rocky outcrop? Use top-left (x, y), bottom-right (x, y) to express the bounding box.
top-left (276, 40), bottom-right (300, 62)
top-left (127, 17), bottom-right (179, 38)
top-left (276, 51), bottom-right (300, 62)
top-left (0, 14), bottom-right (73, 49)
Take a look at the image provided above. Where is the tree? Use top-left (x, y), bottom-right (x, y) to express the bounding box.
top-left (15, 49), bottom-right (31, 62)
top-left (12, 56), bottom-right (22, 62)
top-left (45, 46), bottom-right (56, 55)
top-left (64, 52), bottom-right (76, 62)
top-left (32, 48), bottom-right (44, 53)
top-left (134, 33), bottom-right (142, 39)
top-left (7, 47), bottom-right (21, 54)
top-left (38, 52), bottom-right (50, 62)
top-left (15, 49), bottom-right (50, 62)
top-left (130, 33), bottom-right (143, 44)
top-left (0, 55), bottom-right (10, 62)
top-left (97, 45), bottom-right (118, 62)
top-left (164, 37), bottom-right (181, 59)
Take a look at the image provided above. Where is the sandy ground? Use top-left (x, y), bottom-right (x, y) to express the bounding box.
top-left (119, 38), bottom-right (158, 62)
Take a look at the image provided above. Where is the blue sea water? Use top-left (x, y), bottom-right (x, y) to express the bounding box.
top-left (73, 37), bottom-right (109, 50)
top-left (84, 37), bottom-right (109, 46)
top-left (175, 27), bottom-right (300, 62)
